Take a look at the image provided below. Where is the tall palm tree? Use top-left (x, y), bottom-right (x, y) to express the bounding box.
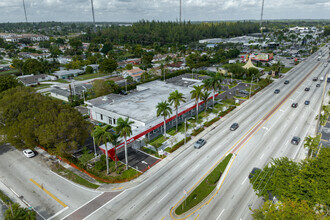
top-left (200, 90), bottom-right (211, 113)
top-left (304, 136), bottom-right (319, 158)
top-left (190, 85), bottom-right (203, 121)
top-left (203, 72), bottom-right (223, 108)
top-left (168, 90), bottom-right (186, 132)
top-left (115, 117), bottom-right (134, 170)
top-left (92, 125), bottom-right (113, 174)
top-left (156, 101), bottom-right (173, 136)
top-left (110, 132), bottom-right (120, 171)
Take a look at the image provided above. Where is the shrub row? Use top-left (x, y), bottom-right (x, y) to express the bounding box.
top-left (204, 117), bottom-right (220, 127)
top-left (191, 127), bottom-right (205, 136)
top-left (167, 137), bottom-right (192, 153)
top-left (219, 106), bottom-right (236, 117)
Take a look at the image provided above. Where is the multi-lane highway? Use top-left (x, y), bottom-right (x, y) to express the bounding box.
top-left (0, 47), bottom-right (328, 220)
top-left (84, 47), bottom-right (329, 220)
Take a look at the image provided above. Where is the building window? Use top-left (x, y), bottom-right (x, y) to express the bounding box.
top-left (100, 114), bottom-right (103, 120)
top-left (109, 117), bottom-right (112, 125)
top-left (113, 118), bottom-right (116, 124)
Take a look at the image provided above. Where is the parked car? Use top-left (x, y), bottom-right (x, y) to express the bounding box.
top-left (230, 123), bottom-right (239, 131)
top-left (304, 87), bottom-right (310, 91)
top-left (313, 77), bottom-right (318, 81)
top-left (291, 136), bottom-right (301, 145)
top-left (274, 89), bottom-right (280, 94)
top-left (23, 149), bottom-right (35, 158)
top-left (316, 84), bottom-right (320, 87)
top-left (291, 103), bottom-right (298, 108)
top-left (194, 139), bottom-right (206, 149)
top-left (304, 100), bottom-right (310, 105)
top-left (240, 90), bottom-right (249, 95)
top-left (249, 167), bottom-right (261, 179)
top-left (284, 80), bottom-right (290, 84)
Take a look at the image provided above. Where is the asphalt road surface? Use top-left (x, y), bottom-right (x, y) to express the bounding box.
top-left (85, 47), bottom-right (329, 220)
top-left (0, 144), bottom-right (101, 219)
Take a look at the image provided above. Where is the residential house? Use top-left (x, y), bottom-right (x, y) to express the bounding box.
top-left (123, 67), bottom-right (145, 82)
top-left (17, 74), bottom-right (56, 86)
top-left (53, 69), bottom-right (84, 79)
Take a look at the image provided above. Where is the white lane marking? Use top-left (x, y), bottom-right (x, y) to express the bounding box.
top-left (191, 164), bottom-right (200, 172)
top-left (157, 192), bottom-right (169, 204)
top-left (241, 177), bottom-right (248, 185)
top-left (147, 187), bottom-right (156, 196)
top-left (260, 153), bottom-right (264, 160)
top-left (216, 209), bottom-right (225, 220)
top-left (180, 160), bottom-right (189, 168)
top-left (280, 109), bottom-right (285, 112)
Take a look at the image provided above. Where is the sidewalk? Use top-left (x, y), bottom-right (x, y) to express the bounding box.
top-left (0, 180), bottom-right (29, 208)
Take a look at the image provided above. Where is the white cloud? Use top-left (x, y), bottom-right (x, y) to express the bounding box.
top-left (0, 0), bottom-right (329, 22)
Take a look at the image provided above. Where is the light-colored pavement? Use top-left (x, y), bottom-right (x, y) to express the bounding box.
top-left (83, 47), bottom-right (329, 220)
top-left (0, 144), bottom-right (101, 219)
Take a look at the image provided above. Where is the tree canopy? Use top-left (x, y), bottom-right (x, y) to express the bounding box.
top-left (250, 148), bottom-right (330, 218)
top-left (0, 87), bottom-right (92, 156)
top-left (0, 75), bottom-right (22, 93)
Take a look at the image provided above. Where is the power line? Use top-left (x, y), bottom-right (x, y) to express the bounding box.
top-left (22, 0), bottom-right (28, 23)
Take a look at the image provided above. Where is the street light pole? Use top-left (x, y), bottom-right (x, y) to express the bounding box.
top-left (184, 118), bottom-right (187, 144)
top-left (125, 79), bottom-right (127, 92)
top-left (249, 75), bottom-right (254, 99)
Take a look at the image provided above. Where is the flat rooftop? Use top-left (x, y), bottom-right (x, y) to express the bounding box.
top-left (88, 79), bottom-right (202, 125)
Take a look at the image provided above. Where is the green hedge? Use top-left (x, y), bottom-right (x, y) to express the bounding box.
top-left (166, 137), bottom-right (192, 153)
top-left (203, 117), bottom-right (220, 127)
top-left (191, 127), bottom-right (205, 136)
top-left (219, 106), bottom-right (236, 117)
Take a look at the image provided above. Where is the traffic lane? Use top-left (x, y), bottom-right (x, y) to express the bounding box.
top-left (199, 70), bottom-right (322, 220)
top-left (0, 145), bottom-right (100, 219)
top-left (91, 59), bottom-right (318, 218)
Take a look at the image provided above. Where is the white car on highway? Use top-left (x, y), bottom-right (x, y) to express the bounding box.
top-left (23, 149), bottom-right (35, 158)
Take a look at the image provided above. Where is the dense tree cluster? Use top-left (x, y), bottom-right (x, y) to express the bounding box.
top-left (12, 58), bottom-right (60, 75)
top-left (0, 75), bottom-right (22, 93)
top-left (80, 21), bottom-right (260, 46)
top-left (0, 87), bottom-right (92, 156)
top-left (250, 148), bottom-right (330, 218)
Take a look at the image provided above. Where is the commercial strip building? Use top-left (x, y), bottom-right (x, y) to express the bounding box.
top-left (86, 76), bottom-right (218, 154)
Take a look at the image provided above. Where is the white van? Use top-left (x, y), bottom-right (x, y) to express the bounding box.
top-left (320, 77), bottom-right (324, 81)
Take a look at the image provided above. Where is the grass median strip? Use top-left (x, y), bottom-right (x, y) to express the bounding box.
top-left (175, 153), bottom-right (232, 215)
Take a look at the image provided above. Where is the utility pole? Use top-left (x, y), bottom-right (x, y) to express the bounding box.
top-left (22, 0), bottom-right (28, 23)
top-left (260, 0), bottom-right (265, 31)
top-left (179, 0), bottom-right (182, 23)
top-left (91, 0), bottom-right (96, 31)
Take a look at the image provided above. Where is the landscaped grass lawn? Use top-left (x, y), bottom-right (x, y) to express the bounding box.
top-left (167, 122), bottom-right (185, 136)
top-left (52, 164), bottom-right (99, 189)
top-left (149, 135), bottom-right (167, 148)
top-left (74, 72), bottom-right (109, 81)
top-left (175, 154), bottom-right (232, 215)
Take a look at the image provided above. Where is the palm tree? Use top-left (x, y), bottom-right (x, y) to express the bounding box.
top-left (110, 132), bottom-right (120, 171)
top-left (190, 85), bottom-right (203, 121)
top-left (200, 90), bottom-right (211, 113)
top-left (156, 101), bottom-right (173, 136)
top-left (304, 135), bottom-right (319, 158)
top-left (204, 72), bottom-right (223, 108)
top-left (115, 117), bottom-right (134, 170)
top-left (92, 125), bottom-right (113, 174)
top-left (168, 90), bottom-right (186, 132)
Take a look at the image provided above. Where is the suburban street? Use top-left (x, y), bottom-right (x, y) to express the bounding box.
top-left (0, 144), bottom-right (101, 219)
top-left (83, 48), bottom-right (329, 220)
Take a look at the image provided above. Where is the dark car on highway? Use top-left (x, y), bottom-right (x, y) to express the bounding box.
top-left (313, 77), bottom-right (318, 81)
top-left (291, 136), bottom-right (301, 145)
top-left (304, 87), bottom-right (310, 91)
top-left (316, 84), bottom-right (320, 87)
top-left (291, 103), bottom-right (298, 108)
top-left (274, 89), bottom-right (280, 94)
top-left (284, 80), bottom-right (290, 84)
top-left (305, 100), bottom-right (310, 105)
top-left (230, 123), bottom-right (239, 131)
top-left (249, 167), bottom-right (261, 179)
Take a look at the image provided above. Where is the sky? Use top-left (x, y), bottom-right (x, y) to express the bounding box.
top-left (0, 0), bottom-right (329, 23)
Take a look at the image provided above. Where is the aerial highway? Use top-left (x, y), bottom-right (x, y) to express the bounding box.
top-left (84, 47), bottom-right (329, 220)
